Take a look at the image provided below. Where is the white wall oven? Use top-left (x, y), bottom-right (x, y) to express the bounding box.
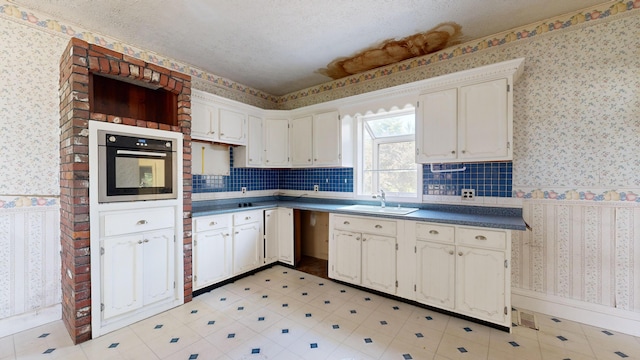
top-left (98, 130), bottom-right (177, 202)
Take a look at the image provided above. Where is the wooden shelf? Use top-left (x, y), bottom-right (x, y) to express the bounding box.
top-left (90, 74), bottom-right (177, 126)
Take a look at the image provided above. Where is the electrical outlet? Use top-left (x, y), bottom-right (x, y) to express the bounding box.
top-left (241, 187), bottom-right (247, 194)
top-left (313, 185), bottom-right (319, 192)
top-left (461, 189), bottom-right (475, 200)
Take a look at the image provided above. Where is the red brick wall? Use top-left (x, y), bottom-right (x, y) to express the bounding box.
top-left (59, 38), bottom-right (192, 344)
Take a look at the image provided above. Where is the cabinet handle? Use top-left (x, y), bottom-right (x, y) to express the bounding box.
top-left (220, 133), bottom-right (225, 136)
top-left (458, 252), bottom-right (463, 256)
top-left (308, 158), bottom-right (311, 162)
top-left (429, 230), bottom-right (439, 235)
top-left (356, 236), bottom-right (360, 240)
top-left (362, 237), bottom-right (366, 242)
top-left (475, 235), bottom-right (487, 241)
top-left (451, 150), bottom-right (455, 154)
top-left (461, 150), bottom-right (466, 154)
top-left (343, 221), bottom-right (350, 225)
top-left (235, 231), bottom-right (239, 234)
top-left (266, 160), bottom-right (269, 163)
top-left (225, 233), bottom-right (230, 236)
top-left (137, 240), bottom-right (143, 244)
top-left (136, 220), bottom-right (148, 225)
top-left (245, 216), bottom-right (251, 220)
top-left (249, 158), bottom-right (253, 161)
top-left (375, 224), bottom-right (382, 229)
top-left (449, 250), bottom-right (454, 255)
top-left (209, 221), bottom-right (217, 226)
top-left (143, 239), bottom-right (149, 243)
top-left (314, 158), bottom-right (317, 161)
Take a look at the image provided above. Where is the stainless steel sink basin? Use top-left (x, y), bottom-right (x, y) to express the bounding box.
top-left (339, 204), bottom-right (419, 215)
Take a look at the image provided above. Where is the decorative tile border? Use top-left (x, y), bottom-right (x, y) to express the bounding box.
top-left (0, 196), bottom-right (58, 208)
top-left (2, 1), bottom-right (637, 108)
top-left (513, 188), bottom-right (640, 202)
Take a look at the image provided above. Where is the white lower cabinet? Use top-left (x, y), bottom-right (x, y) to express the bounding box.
top-left (329, 214), bottom-right (397, 295)
top-left (193, 214), bottom-right (232, 290)
top-left (265, 208), bottom-right (295, 266)
top-left (192, 209), bottom-right (265, 290)
top-left (411, 221), bottom-right (511, 327)
top-left (100, 208), bottom-right (175, 321)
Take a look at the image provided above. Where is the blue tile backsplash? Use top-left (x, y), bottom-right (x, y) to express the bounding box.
top-left (192, 148), bottom-right (512, 197)
top-left (423, 162), bottom-right (512, 197)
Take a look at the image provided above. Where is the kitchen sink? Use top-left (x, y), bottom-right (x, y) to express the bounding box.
top-left (339, 204), bottom-right (419, 215)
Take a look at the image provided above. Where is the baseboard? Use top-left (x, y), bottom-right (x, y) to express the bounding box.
top-left (0, 304), bottom-right (61, 338)
top-left (512, 288), bottom-right (640, 337)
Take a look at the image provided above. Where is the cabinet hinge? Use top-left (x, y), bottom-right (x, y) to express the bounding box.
top-left (414, 246), bottom-right (417, 254)
top-left (507, 142), bottom-right (511, 149)
top-left (288, 124), bottom-right (290, 128)
top-left (504, 306), bottom-right (508, 315)
top-left (395, 243), bottom-right (398, 251)
top-left (417, 101), bottom-right (420, 108)
top-left (194, 275), bottom-right (197, 281)
top-left (414, 284), bottom-right (417, 292)
top-left (415, 148), bottom-right (419, 155)
top-left (100, 247), bottom-right (105, 255)
top-left (504, 259), bottom-right (509, 268)
top-left (173, 281), bottom-right (176, 289)
top-left (395, 280), bottom-right (398, 288)
top-left (100, 303), bottom-right (104, 312)
top-left (194, 240), bottom-right (197, 246)
top-left (507, 84), bottom-right (510, 92)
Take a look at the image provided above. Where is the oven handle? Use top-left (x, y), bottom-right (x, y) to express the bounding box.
top-left (116, 150), bottom-right (167, 157)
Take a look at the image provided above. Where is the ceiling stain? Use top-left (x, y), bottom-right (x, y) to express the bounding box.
top-left (319, 22), bottom-right (463, 80)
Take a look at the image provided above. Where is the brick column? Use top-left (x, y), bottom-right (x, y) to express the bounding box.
top-left (59, 38), bottom-right (192, 344)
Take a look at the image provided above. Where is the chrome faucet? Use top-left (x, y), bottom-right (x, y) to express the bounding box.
top-left (373, 189), bottom-right (386, 208)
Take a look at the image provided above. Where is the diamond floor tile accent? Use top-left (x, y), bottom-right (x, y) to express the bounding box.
top-left (5, 265), bottom-right (640, 360)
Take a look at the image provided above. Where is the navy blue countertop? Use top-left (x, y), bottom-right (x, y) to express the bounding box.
top-left (192, 196), bottom-right (527, 231)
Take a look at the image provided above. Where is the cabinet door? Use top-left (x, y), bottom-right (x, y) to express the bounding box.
top-left (455, 246), bottom-right (506, 324)
top-left (101, 234), bottom-right (143, 320)
top-left (247, 115), bottom-right (263, 166)
top-left (361, 233), bottom-right (396, 294)
top-left (218, 108), bottom-right (247, 145)
top-left (193, 229), bottom-right (232, 289)
top-left (264, 118), bottom-right (290, 166)
top-left (416, 240), bottom-right (455, 309)
top-left (142, 229), bottom-right (175, 305)
top-left (277, 208), bottom-right (294, 265)
top-left (290, 116), bottom-right (313, 166)
top-left (329, 230), bottom-right (361, 284)
top-left (312, 111), bottom-right (341, 166)
top-left (264, 210), bottom-right (279, 264)
top-left (458, 78), bottom-right (509, 161)
top-left (233, 222), bottom-right (261, 274)
top-left (416, 89), bottom-right (458, 163)
top-left (191, 97), bottom-right (216, 140)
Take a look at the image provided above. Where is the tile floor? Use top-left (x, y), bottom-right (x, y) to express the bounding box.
top-left (2, 265), bottom-right (640, 359)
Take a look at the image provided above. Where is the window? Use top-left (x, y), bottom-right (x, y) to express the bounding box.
top-left (356, 109), bottom-right (421, 201)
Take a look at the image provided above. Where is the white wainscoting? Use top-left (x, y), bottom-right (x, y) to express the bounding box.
top-left (512, 200), bottom-right (640, 336)
top-left (0, 205), bottom-right (61, 338)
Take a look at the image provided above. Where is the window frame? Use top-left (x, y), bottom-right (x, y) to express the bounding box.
top-left (354, 109), bottom-right (422, 203)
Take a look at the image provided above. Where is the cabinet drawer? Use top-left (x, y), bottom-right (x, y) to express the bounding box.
top-left (333, 215), bottom-right (396, 236)
top-left (233, 210), bottom-right (262, 226)
top-left (194, 214), bottom-right (230, 232)
top-left (457, 227), bottom-right (506, 249)
top-left (102, 207), bottom-right (174, 237)
top-left (415, 222), bottom-right (455, 243)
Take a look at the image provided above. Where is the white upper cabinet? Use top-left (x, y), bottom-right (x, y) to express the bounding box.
top-left (414, 58), bottom-right (523, 164)
top-left (264, 118), bottom-right (290, 167)
top-left (290, 115), bottom-right (313, 166)
top-left (416, 88), bottom-right (458, 162)
top-left (458, 79), bottom-right (509, 161)
top-left (191, 89), bottom-right (247, 145)
top-left (289, 110), bottom-right (349, 168)
top-left (416, 78), bottom-right (511, 163)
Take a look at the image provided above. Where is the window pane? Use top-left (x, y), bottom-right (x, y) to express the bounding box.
top-left (365, 113), bottom-right (415, 138)
top-left (378, 142), bottom-right (416, 170)
top-left (363, 130), bottom-right (373, 171)
top-left (379, 170), bottom-right (417, 195)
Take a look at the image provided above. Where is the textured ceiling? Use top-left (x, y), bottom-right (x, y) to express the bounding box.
top-left (12, 0), bottom-right (607, 95)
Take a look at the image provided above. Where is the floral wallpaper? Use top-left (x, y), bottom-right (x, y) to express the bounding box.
top-left (0, 16), bottom-right (67, 197)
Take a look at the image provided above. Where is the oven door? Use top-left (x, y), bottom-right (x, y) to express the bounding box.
top-left (99, 146), bottom-right (176, 203)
